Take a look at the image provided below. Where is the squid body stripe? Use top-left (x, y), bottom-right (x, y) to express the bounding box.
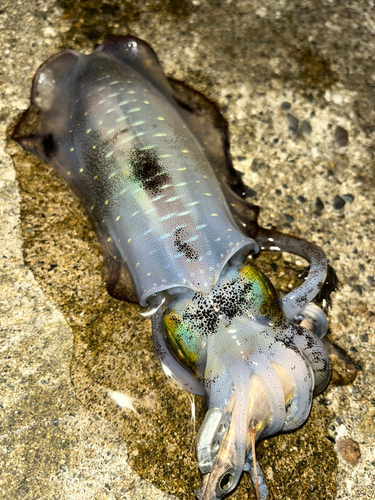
top-left (158, 213), bottom-right (175, 222)
top-left (119, 99), bottom-right (137, 106)
top-left (120, 132), bottom-right (146, 144)
top-left (151, 195), bottom-right (165, 202)
top-left (186, 236), bottom-right (199, 242)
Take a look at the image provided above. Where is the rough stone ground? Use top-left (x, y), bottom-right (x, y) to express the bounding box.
top-left (1, 1), bottom-right (374, 500)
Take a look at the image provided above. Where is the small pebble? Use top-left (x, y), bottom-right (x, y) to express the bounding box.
top-left (353, 301), bottom-right (367, 314)
top-left (360, 333), bottom-right (369, 342)
top-left (342, 193), bottom-right (354, 203)
top-left (319, 398), bottom-right (331, 406)
top-left (280, 101), bottom-right (291, 111)
top-left (251, 158), bottom-right (258, 172)
top-left (333, 195), bottom-right (346, 209)
top-left (367, 276), bottom-right (374, 284)
top-left (296, 195), bottom-right (306, 203)
top-left (284, 214), bottom-right (294, 222)
top-left (300, 120), bottom-right (312, 135)
top-left (363, 124), bottom-right (373, 134)
top-left (334, 126), bottom-right (349, 146)
top-left (337, 438), bottom-right (361, 466)
top-left (286, 113), bottom-right (299, 131)
top-left (236, 156), bottom-right (247, 161)
top-left (315, 197), bottom-right (324, 211)
top-left (332, 93), bottom-right (343, 105)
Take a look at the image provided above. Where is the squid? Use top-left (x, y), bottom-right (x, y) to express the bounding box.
top-left (12, 35), bottom-right (332, 500)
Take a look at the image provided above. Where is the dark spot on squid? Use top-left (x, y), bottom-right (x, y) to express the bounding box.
top-left (42, 133), bottom-right (58, 158)
top-left (295, 327), bottom-right (315, 349)
top-left (129, 146), bottom-right (171, 195)
top-left (112, 128), bottom-right (129, 141)
top-left (181, 277), bottom-right (254, 336)
top-left (174, 227), bottom-right (199, 261)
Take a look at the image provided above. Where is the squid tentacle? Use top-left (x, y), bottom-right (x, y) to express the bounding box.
top-left (245, 451), bottom-right (269, 500)
top-left (225, 359), bottom-right (252, 470)
top-left (250, 354), bottom-right (286, 438)
top-left (268, 337), bottom-right (314, 432)
top-left (255, 228), bottom-right (327, 320)
top-left (292, 324), bottom-right (331, 395)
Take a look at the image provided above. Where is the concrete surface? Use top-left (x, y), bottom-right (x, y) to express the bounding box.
top-left (1, 1), bottom-right (374, 499)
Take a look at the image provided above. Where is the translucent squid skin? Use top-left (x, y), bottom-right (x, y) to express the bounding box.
top-left (13, 35), bottom-right (332, 500)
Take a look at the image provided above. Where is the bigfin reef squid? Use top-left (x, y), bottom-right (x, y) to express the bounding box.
top-left (12, 36), bottom-right (333, 500)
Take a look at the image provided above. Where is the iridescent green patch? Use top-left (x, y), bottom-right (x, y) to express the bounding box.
top-left (239, 264), bottom-right (285, 322)
top-left (163, 311), bottom-right (204, 373)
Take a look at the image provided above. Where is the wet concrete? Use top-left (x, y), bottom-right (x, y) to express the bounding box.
top-left (1, 1), bottom-right (375, 499)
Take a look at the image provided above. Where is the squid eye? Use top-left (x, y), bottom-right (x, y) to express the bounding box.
top-left (219, 471), bottom-right (233, 491)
